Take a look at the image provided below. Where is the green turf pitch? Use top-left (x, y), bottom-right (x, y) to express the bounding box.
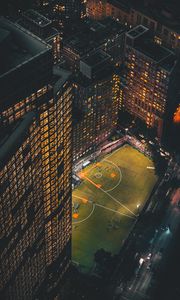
top-left (72, 144), bottom-right (157, 272)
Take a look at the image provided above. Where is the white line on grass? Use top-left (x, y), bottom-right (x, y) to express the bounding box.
top-left (72, 203), bottom-right (95, 224)
top-left (81, 167), bottom-right (136, 217)
top-left (99, 185), bottom-right (137, 217)
top-left (76, 144), bottom-right (137, 218)
top-left (87, 159), bottom-right (122, 192)
top-left (95, 203), bottom-right (136, 219)
top-left (103, 159), bottom-right (122, 192)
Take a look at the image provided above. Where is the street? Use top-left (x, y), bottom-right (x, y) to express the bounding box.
top-left (116, 186), bottom-right (180, 300)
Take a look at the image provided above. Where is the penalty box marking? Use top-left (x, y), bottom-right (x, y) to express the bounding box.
top-left (72, 195), bottom-right (136, 224)
top-left (76, 149), bottom-right (136, 217)
top-left (79, 170), bottom-right (136, 217)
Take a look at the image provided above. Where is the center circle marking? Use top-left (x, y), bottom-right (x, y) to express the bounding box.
top-left (88, 160), bottom-right (122, 192)
top-left (95, 172), bottom-right (103, 178)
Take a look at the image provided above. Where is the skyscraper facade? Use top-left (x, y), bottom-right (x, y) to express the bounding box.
top-left (87, 0), bottom-right (180, 51)
top-left (61, 18), bottom-right (124, 161)
top-left (86, 0), bottom-right (107, 20)
top-left (72, 50), bottom-right (120, 161)
top-left (0, 17), bottom-right (72, 299)
top-left (123, 25), bottom-right (177, 140)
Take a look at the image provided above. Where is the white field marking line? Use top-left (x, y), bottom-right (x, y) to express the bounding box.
top-left (73, 195), bottom-right (88, 202)
top-left (86, 159), bottom-right (122, 192)
top-left (78, 144), bottom-right (136, 217)
top-left (103, 159), bottom-right (122, 192)
top-left (98, 185), bottom-right (137, 217)
top-left (82, 165), bottom-right (136, 217)
top-left (83, 143), bottom-right (128, 178)
top-left (95, 172), bottom-right (103, 178)
top-left (83, 144), bottom-right (125, 177)
top-left (95, 203), bottom-right (136, 220)
top-left (101, 147), bottom-right (137, 216)
top-left (72, 203), bottom-right (95, 224)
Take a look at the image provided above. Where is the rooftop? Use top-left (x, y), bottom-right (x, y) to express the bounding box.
top-left (126, 25), bottom-right (149, 39)
top-left (160, 54), bottom-right (177, 72)
top-left (135, 38), bottom-right (176, 72)
top-left (22, 9), bottom-right (52, 28)
top-left (17, 18), bottom-right (59, 40)
top-left (0, 17), bottom-right (51, 78)
top-left (126, 25), bottom-right (177, 72)
top-left (64, 17), bottom-right (125, 56)
top-left (75, 63), bottom-right (115, 87)
top-left (17, 9), bottom-right (59, 40)
top-left (81, 50), bottom-right (111, 67)
top-left (136, 40), bottom-right (172, 61)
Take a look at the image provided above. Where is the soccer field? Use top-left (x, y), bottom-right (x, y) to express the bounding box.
top-left (72, 144), bottom-right (157, 273)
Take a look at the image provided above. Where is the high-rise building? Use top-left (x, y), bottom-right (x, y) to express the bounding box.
top-left (61, 18), bottom-right (124, 161)
top-left (106, 0), bottom-right (131, 26)
top-left (0, 17), bottom-right (72, 299)
top-left (86, 0), bottom-right (107, 20)
top-left (73, 50), bottom-right (120, 161)
top-left (18, 9), bottom-right (61, 64)
top-left (87, 0), bottom-right (180, 51)
top-left (62, 17), bottom-right (125, 71)
top-left (123, 25), bottom-right (178, 140)
top-left (51, 0), bottom-right (86, 30)
top-left (130, 0), bottom-right (180, 51)
top-left (87, 0), bottom-right (132, 24)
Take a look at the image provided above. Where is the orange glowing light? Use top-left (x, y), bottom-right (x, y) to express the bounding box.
top-left (174, 105), bottom-right (180, 124)
top-left (72, 213), bottom-right (79, 219)
top-left (82, 198), bottom-right (88, 204)
top-left (97, 184), bottom-right (102, 188)
top-left (79, 172), bottom-right (85, 178)
top-left (111, 173), bottom-right (116, 178)
top-left (83, 175), bottom-right (102, 189)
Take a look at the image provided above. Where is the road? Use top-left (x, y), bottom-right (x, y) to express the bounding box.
top-left (115, 187), bottom-right (180, 300)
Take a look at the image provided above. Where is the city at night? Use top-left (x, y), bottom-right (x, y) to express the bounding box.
top-left (0, 1), bottom-right (180, 300)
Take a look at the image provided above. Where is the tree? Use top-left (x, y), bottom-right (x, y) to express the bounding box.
top-left (94, 249), bottom-right (117, 280)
